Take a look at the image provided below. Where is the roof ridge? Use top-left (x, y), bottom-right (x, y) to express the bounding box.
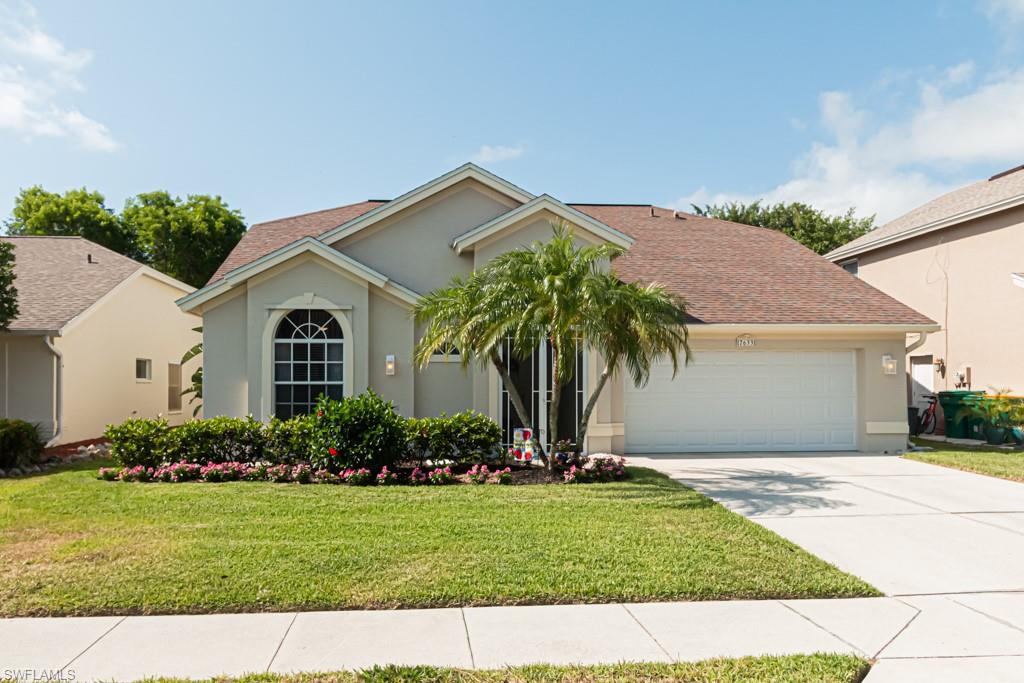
top-left (252, 200), bottom-right (387, 227)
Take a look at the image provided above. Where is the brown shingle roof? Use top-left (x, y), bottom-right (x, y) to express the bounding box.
top-left (208, 201), bottom-right (386, 283)
top-left (200, 200), bottom-right (934, 327)
top-left (575, 205), bottom-right (935, 325)
top-left (829, 165), bottom-right (1024, 258)
top-left (1, 236), bottom-right (143, 332)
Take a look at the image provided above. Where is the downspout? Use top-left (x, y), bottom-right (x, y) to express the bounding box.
top-left (905, 331), bottom-right (929, 354)
top-left (43, 335), bottom-right (62, 447)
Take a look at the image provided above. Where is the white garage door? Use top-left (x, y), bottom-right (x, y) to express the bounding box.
top-left (624, 350), bottom-right (857, 453)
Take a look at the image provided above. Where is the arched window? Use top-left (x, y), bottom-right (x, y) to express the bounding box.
top-left (273, 309), bottom-right (344, 417)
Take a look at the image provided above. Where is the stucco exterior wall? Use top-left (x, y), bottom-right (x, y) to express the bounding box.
top-left (335, 181), bottom-right (512, 295)
top-left (0, 334), bottom-right (56, 440)
top-left (855, 205), bottom-right (1024, 395)
top-left (56, 274), bottom-right (201, 443)
top-left (203, 290), bottom-right (248, 418)
top-left (368, 288), bottom-right (414, 416)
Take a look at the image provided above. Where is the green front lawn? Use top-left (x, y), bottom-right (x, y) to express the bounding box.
top-left (152, 658), bottom-right (870, 683)
top-left (0, 461), bottom-right (876, 617)
top-left (907, 437), bottom-right (1024, 482)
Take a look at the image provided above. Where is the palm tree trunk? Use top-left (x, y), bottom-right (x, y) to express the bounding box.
top-left (547, 338), bottom-right (561, 472)
top-left (576, 363), bottom-right (614, 455)
top-left (489, 349), bottom-right (546, 461)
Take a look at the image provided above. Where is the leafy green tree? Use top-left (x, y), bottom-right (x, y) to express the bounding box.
top-left (5, 187), bottom-right (137, 256)
top-left (415, 222), bottom-right (691, 469)
top-left (0, 241), bottom-right (18, 330)
top-left (123, 192), bottom-right (247, 287)
top-left (691, 201), bottom-right (876, 254)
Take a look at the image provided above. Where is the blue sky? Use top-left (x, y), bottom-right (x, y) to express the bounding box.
top-left (2, 0), bottom-right (1024, 226)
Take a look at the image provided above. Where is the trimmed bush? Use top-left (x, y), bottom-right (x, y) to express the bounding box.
top-left (0, 419), bottom-right (42, 469)
top-left (406, 411), bottom-right (502, 465)
top-left (265, 414), bottom-right (315, 464)
top-left (311, 391), bottom-right (407, 472)
top-left (162, 416), bottom-right (265, 464)
top-left (105, 418), bottom-right (169, 468)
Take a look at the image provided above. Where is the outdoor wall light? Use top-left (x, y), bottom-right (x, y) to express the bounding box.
top-left (385, 354), bottom-right (396, 376)
top-left (881, 354), bottom-right (898, 375)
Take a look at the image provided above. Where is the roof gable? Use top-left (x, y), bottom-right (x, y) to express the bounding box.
top-left (828, 165), bottom-right (1024, 260)
top-left (451, 195), bottom-right (634, 254)
top-left (319, 163), bottom-right (534, 245)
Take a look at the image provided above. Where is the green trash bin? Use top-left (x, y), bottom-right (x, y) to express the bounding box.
top-left (937, 390), bottom-right (984, 438)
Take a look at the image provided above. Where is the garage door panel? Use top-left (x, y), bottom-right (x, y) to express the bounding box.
top-left (625, 350), bottom-right (857, 453)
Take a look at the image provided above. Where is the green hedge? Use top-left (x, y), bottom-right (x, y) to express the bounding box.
top-left (104, 391), bottom-right (501, 470)
top-left (0, 418), bottom-right (43, 469)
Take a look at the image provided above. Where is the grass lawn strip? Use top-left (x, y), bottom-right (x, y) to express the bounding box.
top-left (906, 437), bottom-right (1024, 482)
top-left (145, 657), bottom-right (870, 683)
top-left (0, 462), bottom-right (877, 617)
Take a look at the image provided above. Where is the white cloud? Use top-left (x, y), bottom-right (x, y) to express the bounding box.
top-left (673, 64), bottom-right (1024, 224)
top-left (470, 144), bottom-right (525, 164)
top-left (983, 0), bottom-right (1024, 22)
top-left (0, 2), bottom-right (115, 151)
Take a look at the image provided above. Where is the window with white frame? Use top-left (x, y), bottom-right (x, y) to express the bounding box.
top-left (135, 358), bottom-right (152, 381)
top-left (168, 363), bottom-right (182, 412)
top-left (273, 309), bottom-right (344, 418)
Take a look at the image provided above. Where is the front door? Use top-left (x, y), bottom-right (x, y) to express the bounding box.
top-left (910, 355), bottom-right (934, 410)
top-left (499, 338), bottom-right (584, 451)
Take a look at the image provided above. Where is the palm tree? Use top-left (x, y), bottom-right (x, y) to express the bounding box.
top-left (484, 223), bottom-right (630, 467)
top-left (577, 274), bottom-right (691, 450)
top-left (413, 272), bottom-right (540, 457)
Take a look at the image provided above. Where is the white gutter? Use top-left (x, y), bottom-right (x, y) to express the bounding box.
top-left (905, 331), bottom-right (929, 353)
top-left (43, 335), bottom-right (62, 448)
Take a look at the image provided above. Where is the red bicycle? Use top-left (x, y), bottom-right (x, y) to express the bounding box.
top-left (918, 394), bottom-right (938, 435)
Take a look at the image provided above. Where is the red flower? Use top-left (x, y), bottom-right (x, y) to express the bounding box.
top-left (328, 447), bottom-right (337, 456)
top-left (317, 411), bottom-right (324, 418)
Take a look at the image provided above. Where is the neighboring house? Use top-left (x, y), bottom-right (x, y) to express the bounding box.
top-left (179, 164), bottom-right (936, 454)
top-left (827, 164), bottom-right (1024, 413)
top-left (0, 237), bottom-right (201, 445)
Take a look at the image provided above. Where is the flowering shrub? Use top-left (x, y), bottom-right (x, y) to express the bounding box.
top-left (199, 461), bottom-right (247, 482)
top-left (408, 467), bottom-right (428, 485)
top-left (245, 462), bottom-right (270, 481)
top-left (493, 466), bottom-right (512, 485)
top-left (291, 464), bottom-right (313, 484)
top-left (311, 392), bottom-right (407, 472)
top-left (267, 464), bottom-right (292, 483)
top-left (118, 465), bottom-right (154, 482)
top-left (341, 467), bottom-right (373, 485)
top-left (563, 465), bottom-right (584, 483)
top-left (376, 466), bottom-right (398, 485)
top-left (583, 455), bottom-right (628, 482)
top-left (155, 462), bottom-right (202, 482)
top-left (314, 469), bottom-right (338, 484)
top-left (427, 466), bottom-right (453, 485)
top-left (466, 464), bottom-right (490, 484)
top-left (98, 467), bottom-right (119, 481)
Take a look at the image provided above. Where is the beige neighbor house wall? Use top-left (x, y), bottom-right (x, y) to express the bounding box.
top-left (55, 273), bottom-right (201, 443)
top-left (0, 334), bottom-right (57, 440)
top-left (855, 204), bottom-right (1024, 396)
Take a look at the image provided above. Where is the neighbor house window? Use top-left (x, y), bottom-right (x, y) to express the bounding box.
top-left (430, 343), bottom-right (460, 362)
top-left (168, 363), bottom-right (182, 412)
top-left (135, 358), bottom-right (152, 381)
top-left (840, 259), bottom-right (859, 276)
top-left (273, 309), bottom-right (344, 418)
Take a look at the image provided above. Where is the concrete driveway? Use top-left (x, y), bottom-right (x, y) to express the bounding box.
top-left (629, 451), bottom-right (1024, 595)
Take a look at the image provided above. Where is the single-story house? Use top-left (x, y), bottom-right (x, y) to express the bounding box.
top-left (0, 236), bottom-right (201, 445)
top-left (827, 163), bottom-right (1024, 411)
top-left (179, 164), bottom-right (937, 454)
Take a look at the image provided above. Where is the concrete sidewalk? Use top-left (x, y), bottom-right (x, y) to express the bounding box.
top-left (5, 593), bottom-right (1024, 682)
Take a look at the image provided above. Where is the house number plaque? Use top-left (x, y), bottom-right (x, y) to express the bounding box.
top-left (735, 334), bottom-right (756, 348)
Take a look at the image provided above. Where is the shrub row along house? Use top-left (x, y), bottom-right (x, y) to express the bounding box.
top-left (178, 164), bottom-right (937, 454)
top-left (0, 237), bottom-right (200, 445)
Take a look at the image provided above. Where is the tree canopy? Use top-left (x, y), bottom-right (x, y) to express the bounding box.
top-left (691, 201), bottom-right (875, 255)
top-left (4, 186), bottom-right (246, 287)
top-left (0, 240), bottom-right (17, 330)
